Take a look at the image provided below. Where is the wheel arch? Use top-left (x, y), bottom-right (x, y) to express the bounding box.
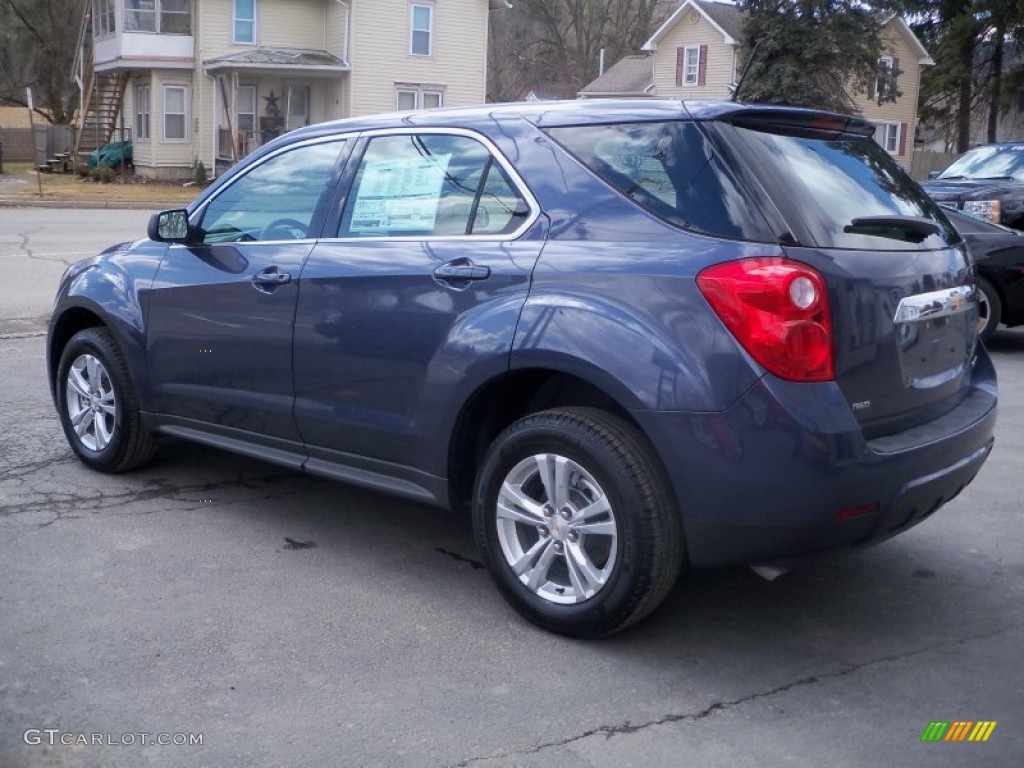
top-left (48, 306), bottom-right (106, 400)
top-left (446, 367), bottom-right (657, 513)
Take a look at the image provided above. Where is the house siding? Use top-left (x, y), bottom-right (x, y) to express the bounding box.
top-left (93, 0), bottom-right (490, 178)
top-left (651, 8), bottom-right (735, 100)
top-left (349, 0), bottom-right (488, 116)
top-left (853, 21), bottom-right (925, 170)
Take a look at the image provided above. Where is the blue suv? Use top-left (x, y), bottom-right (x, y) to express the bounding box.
top-left (48, 100), bottom-right (997, 637)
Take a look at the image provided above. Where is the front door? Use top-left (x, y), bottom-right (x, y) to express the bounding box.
top-left (146, 137), bottom-right (350, 448)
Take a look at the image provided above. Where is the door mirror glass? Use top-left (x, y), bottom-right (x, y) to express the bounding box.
top-left (148, 209), bottom-right (191, 243)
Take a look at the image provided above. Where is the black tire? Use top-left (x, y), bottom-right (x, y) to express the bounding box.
top-left (976, 277), bottom-right (1002, 343)
top-left (472, 407), bottom-right (684, 638)
top-left (55, 327), bottom-right (157, 473)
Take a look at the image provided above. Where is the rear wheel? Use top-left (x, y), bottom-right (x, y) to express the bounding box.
top-left (976, 277), bottom-right (1002, 343)
top-left (472, 407), bottom-right (684, 638)
top-left (56, 328), bottom-right (157, 472)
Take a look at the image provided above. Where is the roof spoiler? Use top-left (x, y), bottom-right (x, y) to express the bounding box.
top-left (720, 110), bottom-right (876, 141)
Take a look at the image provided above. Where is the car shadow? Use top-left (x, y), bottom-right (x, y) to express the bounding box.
top-left (986, 326), bottom-right (1024, 352)
top-left (146, 437), bottom-right (1010, 673)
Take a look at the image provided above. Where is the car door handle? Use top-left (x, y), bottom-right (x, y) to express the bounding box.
top-left (251, 268), bottom-right (291, 287)
top-left (432, 260), bottom-right (491, 282)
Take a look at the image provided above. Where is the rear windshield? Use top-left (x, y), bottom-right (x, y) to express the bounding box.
top-left (726, 124), bottom-right (959, 250)
top-left (545, 121), bottom-right (775, 241)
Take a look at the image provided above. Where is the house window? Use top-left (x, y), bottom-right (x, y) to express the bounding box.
top-left (234, 0), bottom-right (255, 44)
top-left (874, 122), bottom-right (900, 154)
top-left (163, 84), bottom-right (188, 141)
top-left (135, 83), bottom-right (150, 141)
top-left (124, 0), bottom-right (191, 35)
top-left (683, 46), bottom-right (700, 85)
top-left (395, 86), bottom-right (444, 111)
top-left (875, 56), bottom-right (894, 100)
top-left (95, 0), bottom-right (116, 37)
top-left (285, 86), bottom-right (309, 132)
top-left (237, 85), bottom-right (256, 137)
top-left (410, 3), bottom-right (433, 56)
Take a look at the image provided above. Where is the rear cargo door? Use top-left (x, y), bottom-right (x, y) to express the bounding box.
top-left (715, 115), bottom-right (977, 436)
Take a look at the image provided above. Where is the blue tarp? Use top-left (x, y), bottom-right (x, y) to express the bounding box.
top-left (88, 141), bottom-right (133, 168)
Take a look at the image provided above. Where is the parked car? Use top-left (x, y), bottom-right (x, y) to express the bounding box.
top-left (943, 205), bottom-right (1024, 341)
top-left (922, 143), bottom-right (1024, 229)
top-left (48, 100), bottom-right (997, 638)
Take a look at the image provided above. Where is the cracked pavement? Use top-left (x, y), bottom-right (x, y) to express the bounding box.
top-left (1, 209), bottom-right (1023, 767)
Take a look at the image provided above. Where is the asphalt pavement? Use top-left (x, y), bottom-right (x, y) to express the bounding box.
top-left (1, 208), bottom-right (1022, 767)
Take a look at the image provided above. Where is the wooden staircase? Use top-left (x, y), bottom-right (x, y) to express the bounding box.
top-left (72, 70), bottom-right (129, 168)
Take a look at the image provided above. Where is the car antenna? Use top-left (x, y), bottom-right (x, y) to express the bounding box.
top-left (730, 41), bottom-right (762, 103)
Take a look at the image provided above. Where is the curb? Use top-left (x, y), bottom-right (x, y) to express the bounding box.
top-left (0, 198), bottom-right (181, 210)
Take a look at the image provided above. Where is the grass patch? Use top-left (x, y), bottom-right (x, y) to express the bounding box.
top-left (0, 166), bottom-right (197, 205)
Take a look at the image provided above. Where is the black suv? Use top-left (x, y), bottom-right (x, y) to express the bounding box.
top-left (48, 100), bottom-right (997, 637)
top-left (923, 143), bottom-right (1024, 229)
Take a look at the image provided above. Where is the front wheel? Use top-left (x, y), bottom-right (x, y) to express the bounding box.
top-left (56, 327), bottom-right (157, 472)
top-left (472, 408), bottom-right (684, 638)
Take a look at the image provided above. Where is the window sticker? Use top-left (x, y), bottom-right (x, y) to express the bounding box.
top-left (349, 153), bottom-right (452, 234)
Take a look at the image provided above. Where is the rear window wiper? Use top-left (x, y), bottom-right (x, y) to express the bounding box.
top-left (843, 215), bottom-right (940, 244)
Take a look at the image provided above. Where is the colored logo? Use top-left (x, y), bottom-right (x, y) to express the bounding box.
top-left (921, 721), bottom-right (997, 742)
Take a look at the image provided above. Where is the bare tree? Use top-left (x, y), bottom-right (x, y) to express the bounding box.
top-left (0, 0), bottom-right (87, 123)
top-left (488, 0), bottom-right (672, 101)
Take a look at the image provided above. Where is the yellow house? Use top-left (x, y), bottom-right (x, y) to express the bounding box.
top-left (580, 0), bottom-right (933, 169)
top-left (76, 0), bottom-right (508, 179)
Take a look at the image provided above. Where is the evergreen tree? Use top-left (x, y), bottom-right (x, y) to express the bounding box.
top-left (735, 0), bottom-right (891, 114)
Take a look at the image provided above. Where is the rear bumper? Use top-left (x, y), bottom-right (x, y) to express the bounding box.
top-left (632, 347), bottom-right (998, 569)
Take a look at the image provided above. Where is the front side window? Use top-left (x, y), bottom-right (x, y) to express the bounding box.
top-left (546, 121), bottom-right (773, 241)
top-left (339, 133), bottom-right (529, 238)
top-left (125, 0), bottom-right (191, 34)
top-left (234, 0), bottom-right (255, 44)
top-left (410, 3), bottom-right (433, 56)
top-left (135, 83), bottom-right (151, 141)
top-left (199, 140), bottom-right (347, 243)
top-left (163, 85), bottom-right (187, 141)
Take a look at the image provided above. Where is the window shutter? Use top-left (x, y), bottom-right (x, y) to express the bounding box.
top-left (899, 123), bottom-right (908, 156)
top-left (676, 47), bottom-right (684, 87)
top-left (891, 57), bottom-right (900, 95)
top-left (698, 44), bottom-right (708, 87)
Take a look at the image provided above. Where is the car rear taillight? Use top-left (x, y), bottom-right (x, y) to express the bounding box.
top-left (697, 258), bottom-right (834, 382)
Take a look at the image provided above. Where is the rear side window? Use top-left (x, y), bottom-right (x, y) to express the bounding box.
top-left (339, 133), bottom-right (530, 238)
top-left (545, 121), bottom-right (774, 241)
top-left (727, 125), bottom-right (959, 250)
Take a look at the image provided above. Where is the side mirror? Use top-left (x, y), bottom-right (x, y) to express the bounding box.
top-left (148, 209), bottom-right (193, 243)
top-left (928, 171), bottom-right (940, 180)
